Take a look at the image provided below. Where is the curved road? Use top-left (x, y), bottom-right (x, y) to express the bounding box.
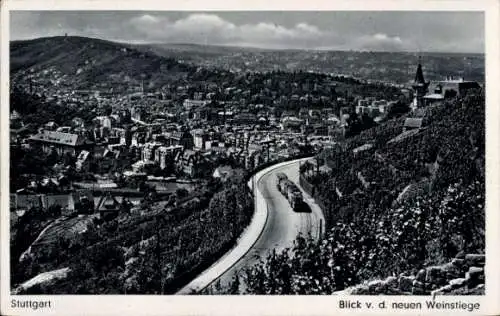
top-left (179, 159), bottom-right (325, 294)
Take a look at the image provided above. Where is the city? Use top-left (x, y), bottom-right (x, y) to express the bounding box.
top-left (8, 11), bottom-right (485, 297)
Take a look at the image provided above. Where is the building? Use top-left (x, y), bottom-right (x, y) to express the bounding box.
top-left (422, 93), bottom-right (445, 106)
top-left (155, 145), bottom-right (183, 170)
top-left (94, 149), bottom-right (118, 174)
top-left (10, 110), bottom-right (24, 129)
top-left (12, 190), bottom-right (94, 213)
top-left (176, 149), bottom-right (210, 178)
top-left (193, 106), bottom-right (210, 121)
top-left (183, 99), bottom-right (208, 110)
top-left (96, 193), bottom-right (120, 220)
top-left (44, 121), bottom-right (59, 131)
top-left (411, 62), bottom-right (430, 110)
top-left (403, 118), bottom-right (424, 132)
top-left (131, 131), bottom-right (146, 146)
top-left (94, 116), bottom-right (112, 129)
top-left (234, 112), bottom-right (258, 125)
top-left (167, 130), bottom-right (194, 149)
top-left (75, 150), bottom-right (91, 172)
top-left (131, 106), bottom-right (145, 122)
top-left (192, 129), bottom-right (208, 150)
top-left (141, 142), bottom-right (163, 161)
top-left (281, 116), bottom-right (303, 132)
top-left (29, 130), bottom-right (91, 156)
top-left (428, 77), bottom-right (481, 99)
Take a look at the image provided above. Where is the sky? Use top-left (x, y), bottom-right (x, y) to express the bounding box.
top-left (10, 11), bottom-right (485, 53)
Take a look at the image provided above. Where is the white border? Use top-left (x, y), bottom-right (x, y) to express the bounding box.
top-left (1, 1), bottom-right (499, 315)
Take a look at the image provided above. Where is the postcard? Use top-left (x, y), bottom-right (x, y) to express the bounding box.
top-left (1, 0), bottom-right (499, 315)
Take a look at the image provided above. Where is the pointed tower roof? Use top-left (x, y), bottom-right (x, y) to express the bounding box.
top-left (412, 57), bottom-right (429, 92)
top-left (414, 63), bottom-right (426, 84)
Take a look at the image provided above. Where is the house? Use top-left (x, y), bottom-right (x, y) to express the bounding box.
top-left (56, 126), bottom-right (72, 133)
top-left (192, 129), bottom-right (208, 149)
top-left (428, 78), bottom-right (481, 99)
top-left (29, 130), bottom-right (91, 156)
top-left (207, 144), bottom-right (228, 156)
top-left (93, 116), bottom-right (112, 129)
top-left (96, 193), bottom-right (120, 220)
top-left (44, 121), bottom-right (59, 131)
top-left (403, 118), bottom-right (424, 132)
top-left (12, 194), bottom-right (44, 210)
top-left (193, 106), bottom-right (210, 121)
top-left (71, 117), bottom-right (85, 128)
top-left (131, 106), bottom-right (145, 122)
top-left (12, 191), bottom-right (85, 213)
top-left (183, 99), bottom-right (208, 110)
top-left (167, 130), bottom-right (194, 149)
top-left (131, 131), bottom-right (147, 146)
top-left (423, 93), bottom-right (445, 106)
top-left (131, 160), bottom-right (156, 174)
top-left (216, 110), bottom-right (234, 123)
top-left (234, 113), bottom-right (257, 125)
top-left (10, 110), bottom-right (24, 129)
top-left (176, 149), bottom-right (210, 178)
top-left (155, 145), bottom-right (183, 170)
top-left (41, 194), bottom-right (74, 211)
top-left (71, 190), bottom-right (94, 214)
top-left (142, 142), bottom-right (163, 161)
top-left (93, 149), bottom-right (118, 174)
top-left (281, 116), bottom-right (303, 132)
top-left (75, 150), bottom-right (91, 172)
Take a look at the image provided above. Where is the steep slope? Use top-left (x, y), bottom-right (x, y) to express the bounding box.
top-left (231, 94), bottom-right (485, 295)
top-left (10, 36), bottom-right (195, 91)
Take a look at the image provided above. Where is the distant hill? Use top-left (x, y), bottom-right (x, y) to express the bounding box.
top-left (138, 42), bottom-right (269, 55)
top-left (132, 42), bottom-right (274, 68)
top-left (135, 42), bottom-right (485, 84)
top-left (10, 36), bottom-right (197, 91)
top-left (138, 42), bottom-right (484, 57)
top-left (10, 36), bottom-right (485, 91)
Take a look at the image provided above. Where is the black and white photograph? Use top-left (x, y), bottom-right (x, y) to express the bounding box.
top-left (2, 0), bottom-right (499, 314)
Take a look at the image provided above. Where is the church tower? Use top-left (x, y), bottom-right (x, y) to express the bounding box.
top-left (411, 58), bottom-right (429, 110)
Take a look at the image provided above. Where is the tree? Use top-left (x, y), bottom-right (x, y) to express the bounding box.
top-left (175, 188), bottom-right (189, 200)
top-left (47, 204), bottom-right (62, 217)
top-left (360, 113), bottom-right (376, 130)
top-left (46, 148), bottom-right (59, 167)
top-left (63, 152), bottom-right (76, 167)
top-left (228, 273), bottom-right (241, 294)
top-left (387, 100), bottom-right (410, 118)
top-left (75, 197), bottom-right (94, 214)
top-left (444, 89), bottom-right (457, 99)
top-left (120, 199), bottom-right (132, 215)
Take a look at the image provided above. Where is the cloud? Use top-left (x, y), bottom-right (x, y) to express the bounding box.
top-left (131, 14), bottom-right (160, 24)
top-left (356, 33), bottom-right (406, 51)
top-left (128, 13), bottom-right (331, 48)
top-left (10, 11), bottom-right (484, 53)
top-left (126, 13), bottom-right (414, 51)
top-left (373, 33), bottom-right (402, 43)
